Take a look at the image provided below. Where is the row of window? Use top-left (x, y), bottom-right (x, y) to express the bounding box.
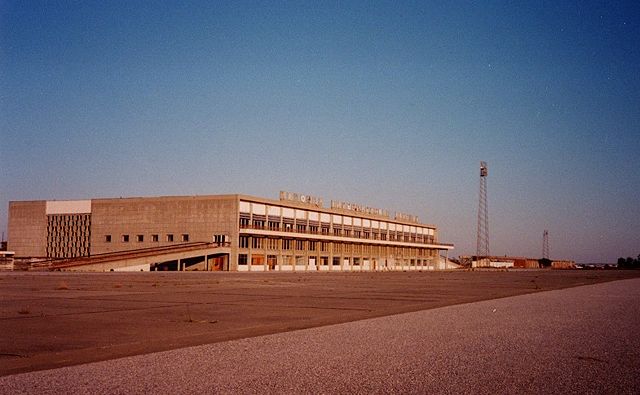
top-left (238, 254), bottom-right (435, 266)
top-left (239, 219), bottom-right (436, 243)
top-left (105, 233), bottom-right (189, 243)
top-left (239, 201), bottom-right (430, 235)
top-left (238, 236), bottom-right (435, 257)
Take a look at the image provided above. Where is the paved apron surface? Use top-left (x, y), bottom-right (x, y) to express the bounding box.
top-left (2, 278), bottom-right (639, 394)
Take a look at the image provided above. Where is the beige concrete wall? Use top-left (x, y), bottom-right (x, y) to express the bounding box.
top-left (8, 201), bottom-right (47, 257)
top-left (90, 195), bottom-right (238, 256)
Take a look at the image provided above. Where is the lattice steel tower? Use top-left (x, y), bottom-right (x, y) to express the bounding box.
top-left (476, 161), bottom-right (490, 263)
top-left (543, 230), bottom-right (550, 259)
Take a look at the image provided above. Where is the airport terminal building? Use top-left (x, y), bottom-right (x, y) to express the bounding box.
top-left (7, 192), bottom-right (454, 271)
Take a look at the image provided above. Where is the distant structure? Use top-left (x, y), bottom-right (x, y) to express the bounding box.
top-left (460, 255), bottom-right (575, 269)
top-left (476, 161), bottom-right (490, 267)
top-left (542, 230), bottom-right (549, 259)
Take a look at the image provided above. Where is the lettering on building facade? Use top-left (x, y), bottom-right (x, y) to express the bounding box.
top-left (394, 212), bottom-right (419, 223)
top-left (279, 191), bottom-right (324, 207)
top-left (330, 200), bottom-right (390, 218)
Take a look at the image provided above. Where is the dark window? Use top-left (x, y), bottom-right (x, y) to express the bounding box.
top-left (167, 234), bottom-right (174, 242)
top-left (252, 237), bottom-right (263, 249)
top-left (105, 235), bottom-right (112, 243)
top-left (136, 235), bottom-right (144, 242)
top-left (152, 234), bottom-right (159, 242)
top-left (182, 234), bottom-right (189, 242)
top-left (238, 254), bottom-right (248, 265)
top-left (282, 239), bottom-right (292, 250)
top-left (122, 235), bottom-right (129, 242)
top-left (239, 236), bottom-right (249, 248)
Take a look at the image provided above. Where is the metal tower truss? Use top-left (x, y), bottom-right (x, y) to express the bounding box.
top-left (476, 161), bottom-right (489, 266)
top-left (543, 230), bottom-right (550, 260)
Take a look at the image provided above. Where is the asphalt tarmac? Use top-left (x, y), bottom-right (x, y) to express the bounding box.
top-left (1, 277), bottom-right (638, 394)
top-left (1, 270), bottom-right (638, 377)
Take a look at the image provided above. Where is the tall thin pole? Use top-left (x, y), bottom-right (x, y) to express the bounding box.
top-left (476, 161), bottom-right (489, 266)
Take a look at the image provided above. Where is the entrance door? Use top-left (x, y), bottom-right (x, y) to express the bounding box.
top-left (210, 256), bottom-right (225, 271)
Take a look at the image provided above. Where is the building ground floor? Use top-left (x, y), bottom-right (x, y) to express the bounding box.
top-left (236, 236), bottom-right (449, 272)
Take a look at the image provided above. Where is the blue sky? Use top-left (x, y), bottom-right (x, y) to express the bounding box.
top-left (1, 1), bottom-right (639, 263)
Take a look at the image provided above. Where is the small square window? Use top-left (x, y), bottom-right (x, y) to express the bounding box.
top-left (105, 235), bottom-right (112, 243)
top-left (182, 234), bottom-right (189, 242)
top-left (167, 234), bottom-right (174, 242)
top-left (152, 234), bottom-right (159, 242)
top-left (122, 235), bottom-right (129, 243)
top-left (136, 235), bottom-right (144, 242)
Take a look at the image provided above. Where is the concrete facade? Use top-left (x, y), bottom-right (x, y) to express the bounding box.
top-left (8, 193), bottom-right (454, 272)
top-left (7, 201), bottom-right (47, 258)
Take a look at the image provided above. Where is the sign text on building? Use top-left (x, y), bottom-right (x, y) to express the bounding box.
top-left (279, 191), bottom-right (323, 207)
top-left (394, 212), bottom-right (419, 223)
top-left (330, 200), bottom-right (389, 218)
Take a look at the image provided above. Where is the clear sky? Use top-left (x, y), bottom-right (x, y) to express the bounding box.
top-left (1, 1), bottom-right (639, 263)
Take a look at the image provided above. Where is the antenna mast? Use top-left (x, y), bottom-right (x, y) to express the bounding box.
top-left (476, 161), bottom-right (489, 266)
top-left (543, 230), bottom-right (550, 259)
